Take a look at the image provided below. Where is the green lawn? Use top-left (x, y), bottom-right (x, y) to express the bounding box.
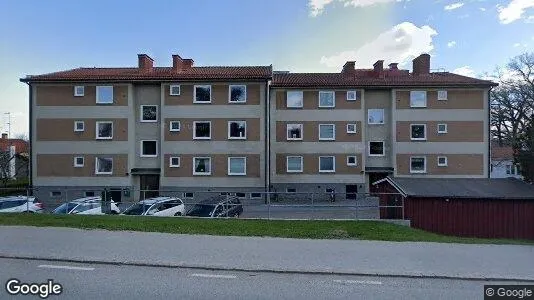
top-left (0, 213), bottom-right (532, 245)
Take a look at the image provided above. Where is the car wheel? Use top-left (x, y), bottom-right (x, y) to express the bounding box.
top-left (174, 212), bottom-right (182, 216)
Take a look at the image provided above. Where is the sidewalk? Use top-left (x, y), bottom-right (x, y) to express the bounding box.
top-left (1, 226), bottom-right (533, 281)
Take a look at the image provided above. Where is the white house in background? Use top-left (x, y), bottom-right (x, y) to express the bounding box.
top-left (490, 142), bottom-right (523, 180)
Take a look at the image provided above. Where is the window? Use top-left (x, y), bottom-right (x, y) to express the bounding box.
top-left (141, 140), bottom-right (157, 157)
top-left (319, 156), bottom-right (335, 173)
top-left (194, 85), bottom-right (212, 103)
top-left (346, 90), bottom-right (358, 101)
top-left (251, 193), bottom-right (262, 198)
top-left (95, 157), bottom-right (113, 175)
top-left (286, 91), bottom-right (303, 108)
top-left (368, 109), bottom-right (385, 124)
top-left (437, 123), bottom-right (448, 134)
top-left (437, 156), bottom-right (448, 167)
top-left (140, 105), bottom-right (158, 122)
top-left (183, 192), bottom-right (194, 198)
top-left (346, 123), bottom-right (357, 134)
top-left (286, 124), bottom-right (303, 140)
top-left (286, 156), bottom-right (303, 173)
top-left (84, 191), bottom-right (95, 197)
top-left (170, 156), bottom-right (180, 167)
top-left (229, 85), bottom-right (247, 103)
top-left (235, 192), bottom-right (246, 198)
top-left (74, 121), bottom-right (85, 132)
top-left (506, 165), bottom-right (514, 175)
top-left (319, 91), bottom-right (335, 108)
top-left (74, 156), bottom-right (84, 167)
top-left (169, 121), bottom-right (180, 132)
top-left (410, 91), bottom-right (427, 108)
top-left (96, 86), bottom-right (113, 104)
top-left (347, 156), bottom-right (357, 166)
top-left (228, 121), bottom-right (247, 139)
top-left (319, 124), bottom-right (335, 140)
top-left (96, 121), bottom-right (113, 139)
top-left (193, 157), bottom-right (211, 175)
top-left (410, 157), bottom-right (426, 173)
top-left (50, 191), bottom-right (62, 197)
top-left (228, 157), bottom-right (246, 175)
top-left (193, 121), bottom-right (211, 139)
top-left (369, 141), bottom-right (385, 156)
top-left (410, 124), bottom-right (427, 141)
top-left (437, 90), bottom-right (448, 101)
top-left (74, 86), bottom-right (84, 97)
top-left (170, 85), bottom-right (181, 96)
top-left (286, 188), bottom-right (296, 193)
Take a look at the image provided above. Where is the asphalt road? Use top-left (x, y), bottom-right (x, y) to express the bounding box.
top-left (0, 258), bottom-right (526, 300)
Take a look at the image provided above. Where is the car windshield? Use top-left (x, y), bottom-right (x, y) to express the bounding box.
top-left (187, 204), bottom-right (216, 217)
top-left (122, 204), bottom-right (153, 215)
top-left (52, 202), bottom-right (79, 214)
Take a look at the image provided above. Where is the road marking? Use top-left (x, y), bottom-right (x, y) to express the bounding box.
top-left (333, 280), bottom-right (382, 285)
top-left (190, 273), bottom-right (237, 279)
top-left (38, 264), bottom-right (95, 271)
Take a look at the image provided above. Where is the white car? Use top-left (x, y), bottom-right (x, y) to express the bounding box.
top-left (52, 197), bottom-right (120, 215)
top-left (121, 197), bottom-right (185, 217)
top-left (0, 196), bottom-right (44, 213)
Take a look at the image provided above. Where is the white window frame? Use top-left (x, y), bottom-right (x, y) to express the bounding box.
top-left (95, 157), bottom-right (113, 175)
top-left (96, 86), bottom-right (114, 104)
top-left (169, 156), bottom-right (180, 168)
top-left (183, 192), bottom-right (194, 199)
top-left (410, 124), bottom-right (427, 141)
top-left (140, 140), bottom-right (158, 158)
top-left (286, 156), bottom-right (303, 173)
top-left (318, 124), bottom-right (336, 141)
top-left (193, 157), bottom-right (212, 176)
top-left (74, 86), bottom-right (84, 97)
top-left (286, 91), bottom-right (303, 108)
top-left (193, 85), bottom-right (212, 104)
top-left (437, 90), bottom-right (448, 101)
top-left (346, 90), bottom-right (357, 101)
top-left (318, 91), bottom-right (335, 108)
top-left (410, 91), bottom-right (427, 108)
top-left (369, 141), bottom-right (385, 157)
top-left (193, 121), bottom-right (212, 140)
top-left (227, 121), bottom-right (247, 140)
top-left (286, 124), bottom-right (303, 141)
top-left (368, 109), bottom-right (385, 125)
top-left (410, 156), bottom-right (427, 174)
top-left (346, 156), bottom-right (357, 166)
top-left (228, 85), bottom-right (247, 103)
top-left (95, 121), bottom-right (113, 140)
top-left (319, 156), bottom-right (336, 173)
top-left (169, 121), bottom-right (181, 132)
top-left (437, 156), bottom-right (448, 167)
top-left (140, 105), bottom-right (158, 123)
top-left (170, 84), bottom-right (181, 96)
top-left (437, 123), bottom-right (448, 134)
top-left (228, 157), bottom-right (247, 176)
top-left (346, 123), bottom-right (357, 134)
top-left (74, 121), bottom-right (85, 132)
top-left (73, 156), bottom-right (84, 168)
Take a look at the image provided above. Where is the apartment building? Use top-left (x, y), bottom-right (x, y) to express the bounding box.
top-left (21, 54), bottom-right (271, 202)
top-left (21, 53), bottom-right (496, 202)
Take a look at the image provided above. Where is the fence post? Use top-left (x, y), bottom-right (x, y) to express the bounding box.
top-left (354, 193), bottom-right (358, 220)
top-left (311, 192), bottom-right (315, 219)
top-left (65, 189), bottom-right (68, 214)
top-left (402, 195), bottom-right (405, 220)
top-left (26, 186), bottom-right (29, 212)
top-left (267, 191), bottom-right (271, 220)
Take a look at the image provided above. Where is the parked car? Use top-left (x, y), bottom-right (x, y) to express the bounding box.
top-left (121, 197), bottom-right (185, 217)
top-left (187, 195), bottom-right (243, 218)
top-left (0, 196), bottom-right (44, 213)
top-left (52, 197), bottom-right (120, 215)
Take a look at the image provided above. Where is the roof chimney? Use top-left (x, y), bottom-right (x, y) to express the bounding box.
top-left (172, 55), bottom-right (183, 71)
top-left (138, 54), bottom-right (154, 72)
top-left (341, 61), bottom-right (355, 75)
top-left (182, 59), bottom-right (194, 69)
top-left (373, 60), bottom-right (384, 73)
top-left (1, 133), bottom-right (7, 139)
top-left (412, 54), bottom-right (430, 75)
top-left (388, 63), bottom-right (398, 70)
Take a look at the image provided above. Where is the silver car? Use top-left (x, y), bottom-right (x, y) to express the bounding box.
top-left (52, 197), bottom-right (120, 215)
top-left (0, 196), bottom-right (44, 213)
top-left (121, 197), bottom-right (186, 217)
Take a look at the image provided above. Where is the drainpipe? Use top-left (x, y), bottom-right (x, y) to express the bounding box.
top-left (27, 83), bottom-right (33, 192)
top-left (265, 78), bottom-right (271, 196)
top-left (488, 86), bottom-right (493, 179)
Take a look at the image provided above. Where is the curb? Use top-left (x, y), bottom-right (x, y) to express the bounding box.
top-left (1, 254), bottom-right (533, 283)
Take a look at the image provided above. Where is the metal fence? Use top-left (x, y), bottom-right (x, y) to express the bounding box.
top-left (0, 187), bottom-right (405, 220)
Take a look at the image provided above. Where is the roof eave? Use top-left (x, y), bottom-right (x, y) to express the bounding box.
top-left (270, 83), bottom-right (497, 89)
top-left (20, 77), bottom-right (273, 83)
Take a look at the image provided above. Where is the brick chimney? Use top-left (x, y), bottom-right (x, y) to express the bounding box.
top-left (373, 60), bottom-right (384, 73)
top-left (138, 54), bottom-right (154, 72)
top-left (182, 59), bottom-right (194, 69)
top-left (172, 55), bottom-right (183, 71)
top-left (1, 133), bottom-right (7, 139)
top-left (412, 54), bottom-right (430, 75)
top-left (341, 61), bottom-right (355, 75)
top-left (388, 63), bottom-right (398, 70)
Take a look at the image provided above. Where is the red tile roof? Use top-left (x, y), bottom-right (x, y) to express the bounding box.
top-left (21, 66), bottom-right (273, 82)
top-left (0, 139), bottom-right (28, 154)
top-left (271, 71), bottom-right (497, 88)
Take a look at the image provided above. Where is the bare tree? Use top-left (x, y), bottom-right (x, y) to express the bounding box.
top-left (13, 133), bottom-right (28, 141)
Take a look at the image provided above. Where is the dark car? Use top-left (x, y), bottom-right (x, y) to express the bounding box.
top-left (187, 195), bottom-right (243, 218)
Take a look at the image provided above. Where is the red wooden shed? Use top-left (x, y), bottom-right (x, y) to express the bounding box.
top-left (373, 177), bottom-right (534, 240)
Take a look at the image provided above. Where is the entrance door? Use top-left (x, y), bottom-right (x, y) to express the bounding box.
top-left (140, 175), bottom-right (159, 199)
top-left (346, 185), bottom-right (358, 200)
